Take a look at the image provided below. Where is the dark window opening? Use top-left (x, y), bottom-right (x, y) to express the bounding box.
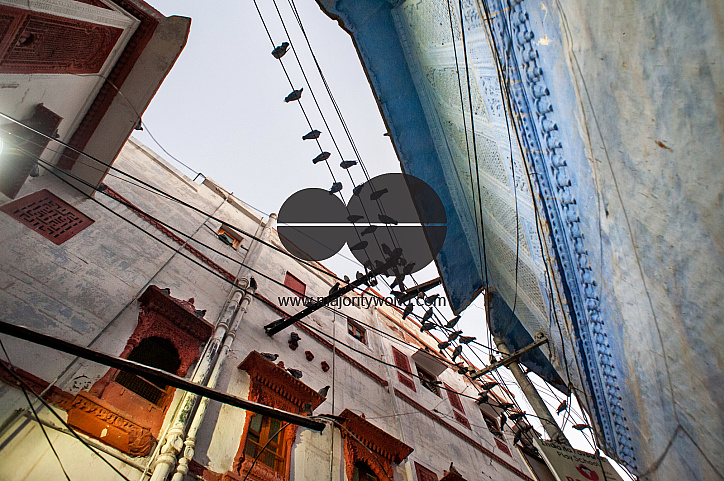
top-left (217, 226), bottom-right (241, 249)
top-left (348, 320), bottom-right (367, 344)
top-left (417, 366), bottom-right (440, 396)
top-left (352, 462), bottom-right (378, 481)
top-left (244, 414), bottom-right (286, 475)
top-left (115, 337), bottom-right (180, 405)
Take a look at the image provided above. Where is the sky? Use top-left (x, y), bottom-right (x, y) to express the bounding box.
top-left (132, 1), bottom-right (632, 477)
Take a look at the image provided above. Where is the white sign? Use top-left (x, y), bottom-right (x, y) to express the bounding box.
top-left (532, 438), bottom-right (625, 481)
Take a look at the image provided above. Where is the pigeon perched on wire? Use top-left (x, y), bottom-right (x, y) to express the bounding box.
top-left (284, 88), bottom-right (303, 102)
top-left (420, 321), bottom-right (436, 332)
top-left (402, 262), bottom-right (416, 276)
top-left (451, 345), bottom-right (463, 361)
top-left (500, 413), bottom-right (507, 430)
top-left (422, 307), bottom-right (434, 321)
top-left (303, 129), bottom-right (321, 140)
top-left (481, 381), bottom-right (499, 390)
top-left (509, 411), bottom-right (525, 422)
top-left (370, 188), bottom-right (388, 200)
top-left (513, 425), bottom-right (533, 445)
top-left (329, 282), bottom-right (340, 295)
top-left (329, 182), bottom-right (343, 194)
top-left (438, 341), bottom-right (450, 350)
top-left (425, 294), bottom-right (440, 306)
top-left (347, 214), bottom-right (364, 223)
top-left (353, 184), bottom-right (364, 196)
top-left (378, 214), bottom-right (398, 225)
top-left (499, 402), bottom-right (515, 410)
top-left (350, 241), bottom-right (368, 251)
top-left (343, 275), bottom-right (351, 283)
top-left (318, 385), bottom-right (330, 397)
top-left (556, 400), bottom-right (568, 415)
top-left (340, 160), bottom-right (357, 169)
top-left (287, 368), bottom-right (303, 379)
top-left (475, 392), bottom-right (489, 405)
top-left (313, 152), bottom-right (330, 164)
top-left (361, 225), bottom-right (377, 236)
top-left (260, 353), bottom-right (279, 362)
top-left (271, 42), bottom-right (290, 59)
top-left (402, 303), bottom-right (414, 320)
top-left (572, 424), bottom-right (590, 431)
top-left (455, 363), bottom-right (468, 375)
top-left (445, 315), bottom-right (461, 328)
top-left (459, 336), bottom-right (476, 344)
top-left (447, 330), bottom-right (462, 342)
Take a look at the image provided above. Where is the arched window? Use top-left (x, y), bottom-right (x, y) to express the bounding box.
top-left (115, 337), bottom-right (181, 405)
top-left (353, 462), bottom-right (379, 481)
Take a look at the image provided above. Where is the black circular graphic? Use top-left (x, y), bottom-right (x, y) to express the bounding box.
top-left (278, 173), bottom-right (446, 273)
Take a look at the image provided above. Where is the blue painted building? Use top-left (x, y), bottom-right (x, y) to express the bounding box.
top-left (315, 0), bottom-right (724, 479)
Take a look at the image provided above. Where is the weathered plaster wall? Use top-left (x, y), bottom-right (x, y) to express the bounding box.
top-left (546, 1), bottom-right (724, 479)
top-left (0, 138), bottom-right (533, 481)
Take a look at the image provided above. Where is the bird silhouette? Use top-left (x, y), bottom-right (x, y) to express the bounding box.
top-left (425, 294), bottom-right (440, 306)
top-left (318, 385), bottom-right (330, 397)
top-left (572, 424), bottom-right (590, 431)
top-left (556, 400), bottom-right (567, 415)
top-left (303, 129), bottom-right (321, 140)
top-left (420, 321), bottom-right (436, 332)
top-left (402, 262), bottom-right (416, 275)
top-left (459, 336), bottom-right (476, 344)
top-left (500, 413), bottom-right (507, 429)
top-left (312, 152), bottom-right (330, 164)
top-left (447, 330), bottom-right (462, 342)
top-left (475, 392), bottom-right (489, 405)
top-left (260, 353), bottom-right (279, 362)
top-left (271, 42), bottom-right (290, 59)
top-left (194, 309), bottom-right (206, 318)
top-left (378, 214), bottom-right (398, 225)
top-left (422, 307), bottom-right (434, 321)
top-left (438, 341), bottom-right (450, 350)
top-left (513, 425), bottom-right (533, 445)
top-left (499, 402), bottom-right (515, 410)
top-left (329, 182), bottom-right (343, 194)
top-left (402, 303), bottom-right (414, 320)
top-left (509, 411), bottom-right (525, 422)
top-left (350, 241), bottom-right (368, 251)
top-left (361, 225), bottom-right (377, 236)
top-left (481, 381), bottom-right (499, 390)
top-left (290, 332), bottom-right (301, 342)
top-left (343, 275), bottom-right (351, 283)
top-left (340, 160), bottom-right (357, 169)
top-left (370, 188), bottom-right (389, 200)
top-left (353, 184), bottom-right (364, 196)
top-left (445, 315), bottom-right (461, 328)
top-left (160, 288), bottom-right (171, 295)
top-left (286, 368), bottom-right (303, 379)
top-left (285, 88), bottom-right (303, 102)
top-left (329, 283), bottom-right (340, 295)
top-left (347, 214), bottom-right (364, 223)
top-left (301, 401), bottom-right (313, 414)
top-left (451, 345), bottom-right (463, 361)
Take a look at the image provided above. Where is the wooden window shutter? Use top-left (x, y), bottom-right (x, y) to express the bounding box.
top-left (391, 347), bottom-right (416, 392)
top-left (414, 462), bottom-right (438, 481)
top-left (444, 383), bottom-right (465, 413)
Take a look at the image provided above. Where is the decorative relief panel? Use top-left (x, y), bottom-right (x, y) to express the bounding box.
top-left (0, 189), bottom-right (93, 244)
top-left (0, 5), bottom-right (123, 74)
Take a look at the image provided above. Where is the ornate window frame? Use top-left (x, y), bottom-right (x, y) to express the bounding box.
top-left (338, 409), bottom-right (413, 481)
top-left (66, 285), bottom-right (212, 456)
top-left (227, 351), bottom-right (326, 481)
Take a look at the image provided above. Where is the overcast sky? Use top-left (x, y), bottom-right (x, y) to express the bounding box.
top-left (130, 2), bottom-right (631, 472)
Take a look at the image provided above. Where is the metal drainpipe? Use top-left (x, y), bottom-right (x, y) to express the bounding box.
top-left (172, 281), bottom-right (256, 481)
top-left (149, 213), bottom-right (276, 481)
top-left (149, 284), bottom-right (246, 481)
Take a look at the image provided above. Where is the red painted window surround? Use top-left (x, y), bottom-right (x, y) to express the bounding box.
top-left (284, 272), bottom-right (306, 297)
top-left (444, 383), bottom-right (465, 414)
top-left (391, 346), bottom-right (416, 392)
top-left (495, 438), bottom-right (512, 457)
top-left (414, 462), bottom-right (438, 481)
